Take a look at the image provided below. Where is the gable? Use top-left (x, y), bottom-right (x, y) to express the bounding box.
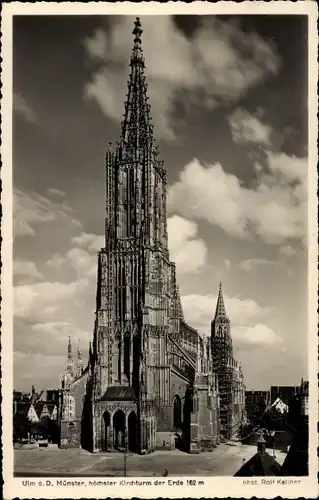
top-left (28, 404), bottom-right (39, 422)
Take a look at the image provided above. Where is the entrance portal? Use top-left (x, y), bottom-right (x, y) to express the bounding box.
top-left (127, 411), bottom-right (137, 452)
top-left (113, 409), bottom-right (125, 450)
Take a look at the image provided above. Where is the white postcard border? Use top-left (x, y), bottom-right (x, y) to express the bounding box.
top-left (2, 2), bottom-right (318, 499)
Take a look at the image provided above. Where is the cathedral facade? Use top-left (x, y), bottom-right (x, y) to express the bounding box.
top-left (59, 18), bottom-right (245, 454)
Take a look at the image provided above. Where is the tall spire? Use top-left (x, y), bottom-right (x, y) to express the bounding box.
top-left (214, 282), bottom-right (227, 319)
top-left (120, 17), bottom-right (154, 156)
top-left (196, 335), bottom-right (202, 375)
top-left (66, 336), bottom-right (73, 376)
top-left (76, 339), bottom-right (83, 377)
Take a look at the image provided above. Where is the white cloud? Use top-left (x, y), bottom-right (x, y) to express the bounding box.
top-left (13, 260), bottom-right (43, 283)
top-left (232, 324), bottom-right (282, 345)
top-left (67, 248), bottom-right (97, 278)
top-left (71, 232), bottom-right (105, 253)
top-left (167, 215), bottom-right (207, 274)
top-left (14, 280), bottom-right (87, 320)
top-left (47, 188), bottom-right (66, 198)
top-left (279, 244), bottom-right (297, 257)
top-left (228, 108), bottom-right (272, 145)
top-left (31, 322), bottom-right (89, 352)
top-left (168, 152), bottom-right (307, 245)
top-left (224, 259), bottom-right (232, 269)
top-left (240, 258), bottom-right (278, 271)
top-left (266, 151), bottom-right (307, 183)
top-left (14, 187), bottom-right (82, 238)
top-left (181, 293), bottom-right (282, 347)
top-left (14, 352), bottom-right (67, 390)
top-left (181, 293), bottom-right (270, 336)
top-left (83, 28), bottom-right (108, 60)
top-left (83, 16), bottom-right (279, 140)
top-left (13, 92), bottom-right (36, 123)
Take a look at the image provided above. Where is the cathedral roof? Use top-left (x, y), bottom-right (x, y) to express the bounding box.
top-left (100, 386), bottom-right (136, 401)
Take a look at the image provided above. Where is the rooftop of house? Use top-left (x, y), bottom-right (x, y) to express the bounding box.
top-left (234, 451), bottom-right (282, 477)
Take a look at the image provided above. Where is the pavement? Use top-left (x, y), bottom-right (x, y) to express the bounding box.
top-left (14, 441), bottom-right (287, 477)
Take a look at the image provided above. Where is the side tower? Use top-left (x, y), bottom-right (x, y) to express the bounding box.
top-left (189, 336), bottom-right (220, 453)
top-left (59, 337), bottom-right (76, 446)
top-left (89, 18), bottom-right (173, 454)
top-left (211, 283), bottom-right (234, 440)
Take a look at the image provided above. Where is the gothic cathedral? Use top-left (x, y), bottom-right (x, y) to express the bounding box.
top-left (59, 18), bottom-right (246, 454)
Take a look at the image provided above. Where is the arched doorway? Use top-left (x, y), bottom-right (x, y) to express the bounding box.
top-left (127, 411), bottom-right (137, 453)
top-left (113, 409), bottom-right (125, 450)
top-left (173, 395), bottom-right (182, 429)
top-left (102, 411), bottom-right (110, 451)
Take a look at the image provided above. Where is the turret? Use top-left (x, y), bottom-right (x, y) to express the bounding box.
top-left (66, 336), bottom-right (74, 376)
top-left (76, 339), bottom-right (83, 377)
top-left (257, 434), bottom-right (267, 455)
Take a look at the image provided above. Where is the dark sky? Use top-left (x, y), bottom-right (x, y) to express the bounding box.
top-left (12, 13), bottom-right (309, 391)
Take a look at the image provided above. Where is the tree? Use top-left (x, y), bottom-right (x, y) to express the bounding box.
top-left (238, 422), bottom-right (253, 440)
top-left (13, 413), bottom-right (37, 442)
top-left (246, 400), bottom-right (267, 426)
top-left (262, 407), bottom-right (286, 431)
top-left (35, 416), bottom-right (59, 443)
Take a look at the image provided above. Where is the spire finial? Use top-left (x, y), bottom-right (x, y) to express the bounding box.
top-left (133, 17), bottom-right (143, 43)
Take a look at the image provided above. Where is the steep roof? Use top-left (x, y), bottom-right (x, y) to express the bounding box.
top-left (234, 451), bottom-right (281, 477)
top-left (100, 386), bottom-right (136, 401)
top-left (271, 397), bottom-right (288, 414)
top-left (34, 402), bottom-right (50, 418)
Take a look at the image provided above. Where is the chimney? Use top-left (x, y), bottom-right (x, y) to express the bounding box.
top-left (257, 434), bottom-right (267, 455)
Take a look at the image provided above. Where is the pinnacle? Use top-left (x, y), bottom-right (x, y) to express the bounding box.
top-left (133, 17), bottom-right (143, 41)
top-left (68, 336), bottom-right (72, 354)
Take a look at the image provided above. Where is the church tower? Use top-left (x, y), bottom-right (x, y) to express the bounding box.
top-left (211, 283), bottom-right (234, 439)
top-left (211, 283), bottom-right (233, 373)
top-left (89, 17), bottom-right (173, 454)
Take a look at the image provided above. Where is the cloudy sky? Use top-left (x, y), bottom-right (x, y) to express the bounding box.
top-left (13, 14), bottom-right (309, 392)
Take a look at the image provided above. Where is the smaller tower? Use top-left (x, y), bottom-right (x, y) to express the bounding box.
top-left (190, 334), bottom-right (220, 453)
top-left (211, 283), bottom-right (234, 440)
top-left (76, 340), bottom-right (83, 378)
top-left (66, 336), bottom-right (74, 377)
top-left (189, 336), bottom-right (201, 454)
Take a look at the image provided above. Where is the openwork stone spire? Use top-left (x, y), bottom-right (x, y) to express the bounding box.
top-left (214, 282), bottom-right (228, 319)
top-left (120, 17), bottom-right (154, 157)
